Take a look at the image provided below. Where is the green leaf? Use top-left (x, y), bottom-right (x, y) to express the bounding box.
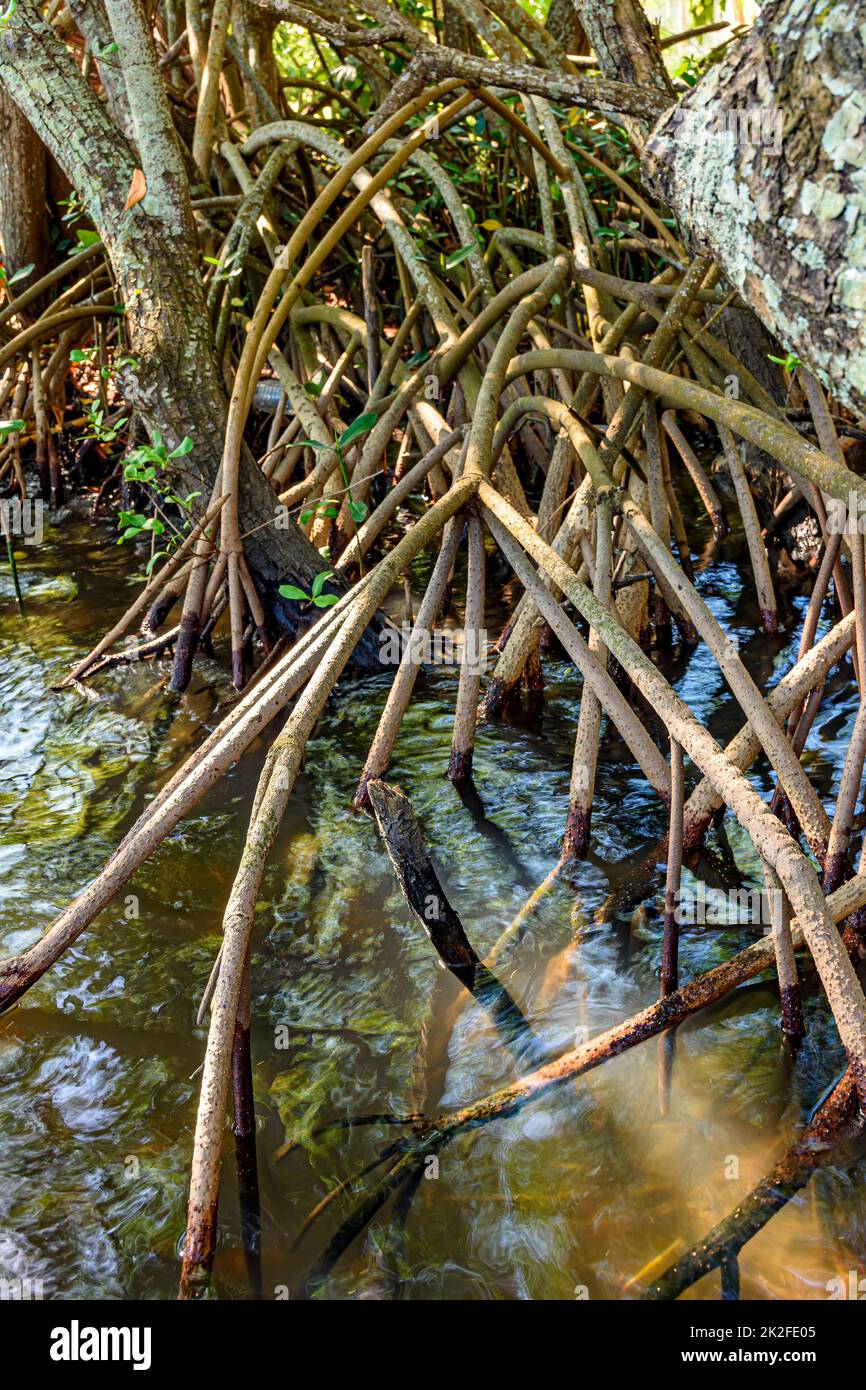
top-left (312, 593), bottom-right (340, 607)
top-left (298, 438), bottom-right (331, 451)
top-left (170, 436), bottom-right (194, 458)
top-left (0, 419), bottom-right (25, 440)
top-left (278, 583), bottom-right (310, 602)
top-left (444, 242), bottom-right (476, 269)
top-left (75, 229), bottom-right (101, 248)
top-left (348, 498), bottom-right (368, 524)
top-left (768, 351), bottom-right (804, 372)
top-left (145, 550), bottom-right (168, 575)
top-left (8, 263), bottom-right (34, 286)
top-left (311, 569), bottom-right (335, 599)
top-left (338, 412), bottom-right (378, 450)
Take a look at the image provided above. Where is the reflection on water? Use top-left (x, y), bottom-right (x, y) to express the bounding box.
top-left (0, 504), bottom-right (864, 1300)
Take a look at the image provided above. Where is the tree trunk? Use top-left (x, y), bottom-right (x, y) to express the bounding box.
top-left (66, 0), bottom-right (135, 138)
top-left (0, 85), bottom-right (49, 284)
top-left (575, 0), bottom-right (675, 133)
top-left (441, 0), bottom-right (482, 55)
top-left (575, 0), bottom-right (788, 490)
top-left (232, 0), bottom-right (281, 123)
top-left (547, 0), bottom-right (588, 56)
top-left (642, 0), bottom-right (866, 418)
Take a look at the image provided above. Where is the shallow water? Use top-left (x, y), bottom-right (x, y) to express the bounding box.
top-left (1, 500), bottom-right (864, 1301)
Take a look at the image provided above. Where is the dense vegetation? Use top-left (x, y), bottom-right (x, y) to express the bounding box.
top-left (2, 0), bottom-right (866, 1302)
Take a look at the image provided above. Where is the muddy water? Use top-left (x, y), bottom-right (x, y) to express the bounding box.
top-left (1, 502), bottom-right (864, 1301)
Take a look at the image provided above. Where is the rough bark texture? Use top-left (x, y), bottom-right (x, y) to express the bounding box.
top-left (67, 0), bottom-right (134, 137)
top-left (642, 0), bottom-right (866, 416)
top-left (442, 0), bottom-right (482, 54)
top-left (575, 0), bottom-right (675, 97)
top-left (547, 0), bottom-right (588, 56)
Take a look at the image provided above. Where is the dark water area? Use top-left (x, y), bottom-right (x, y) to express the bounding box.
top-left (1, 496), bottom-right (864, 1301)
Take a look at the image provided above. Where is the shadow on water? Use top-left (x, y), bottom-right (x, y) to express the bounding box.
top-left (0, 500), bottom-right (864, 1300)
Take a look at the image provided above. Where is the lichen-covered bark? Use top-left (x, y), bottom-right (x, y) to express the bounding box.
top-left (642, 0), bottom-right (866, 416)
top-left (67, 0), bottom-right (133, 137)
top-left (482, 0), bottom-right (571, 68)
top-left (547, 0), bottom-right (588, 56)
top-left (575, 0), bottom-right (675, 98)
top-left (441, 0), bottom-right (481, 54)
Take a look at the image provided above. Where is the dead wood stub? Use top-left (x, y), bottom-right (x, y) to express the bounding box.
top-left (367, 778), bottom-right (480, 984)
